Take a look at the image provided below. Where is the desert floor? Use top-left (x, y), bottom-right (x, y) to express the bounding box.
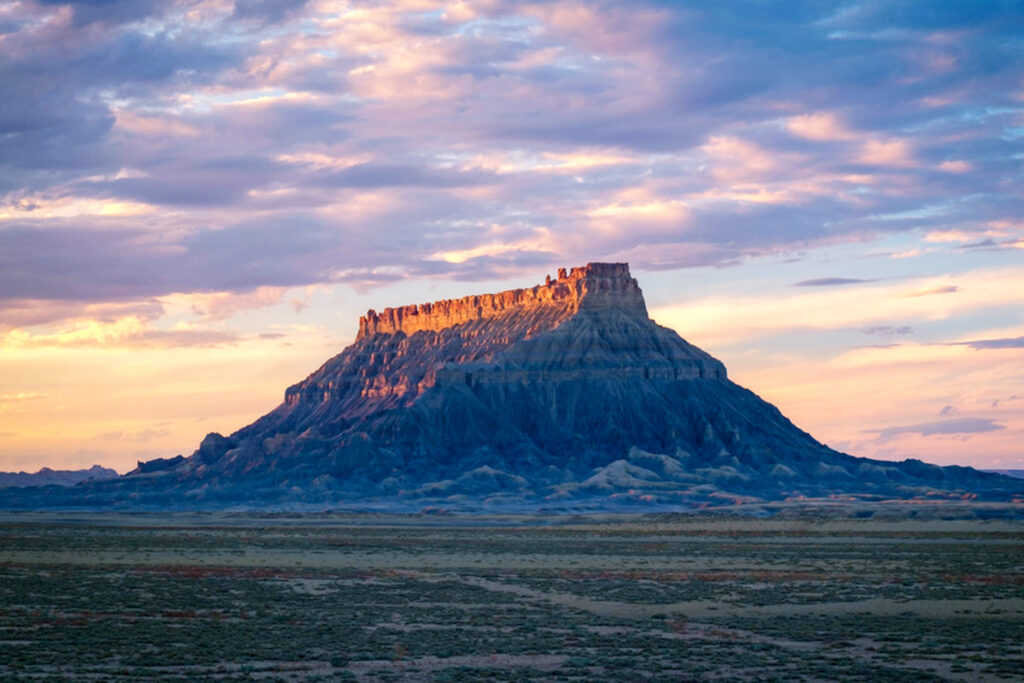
top-left (0, 512), bottom-right (1021, 681)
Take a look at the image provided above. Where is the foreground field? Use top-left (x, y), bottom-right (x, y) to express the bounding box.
top-left (0, 513), bottom-right (1022, 681)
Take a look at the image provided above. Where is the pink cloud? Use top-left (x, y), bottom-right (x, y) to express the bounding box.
top-left (786, 112), bottom-right (858, 142)
top-left (938, 160), bottom-right (972, 173)
top-left (858, 138), bottom-right (915, 167)
top-left (701, 136), bottom-right (778, 182)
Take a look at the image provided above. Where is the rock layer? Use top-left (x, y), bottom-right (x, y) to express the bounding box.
top-left (357, 263), bottom-right (647, 338)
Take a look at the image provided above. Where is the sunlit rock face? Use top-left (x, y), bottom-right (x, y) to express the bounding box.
top-left (8, 263), bottom-right (1022, 509)
top-left (275, 263), bottom-right (724, 423)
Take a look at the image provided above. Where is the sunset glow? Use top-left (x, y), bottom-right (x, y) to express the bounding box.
top-left (2, 0), bottom-right (1022, 473)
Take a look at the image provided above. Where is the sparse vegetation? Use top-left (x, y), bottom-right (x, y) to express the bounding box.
top-left (0, 513), bottom-right (1021, 680)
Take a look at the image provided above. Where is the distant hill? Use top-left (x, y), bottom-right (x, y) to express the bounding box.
top-left (0, 465), bottom-right (119, 489)
top-left (986, 470), bottom-right (1024, 479)
top-left (2, 263), bottom-right (1023, 510)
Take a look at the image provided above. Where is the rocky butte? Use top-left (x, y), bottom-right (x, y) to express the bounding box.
top-left (4, 263), bottom-right (1023, 510)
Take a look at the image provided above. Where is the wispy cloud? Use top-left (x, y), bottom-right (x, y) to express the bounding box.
top-left (794, 278), bottom-right (874, 287)
top-left (2, 317), bottom-right (242, 350)
top-left (900, 285), bottom-right (960, 297)
top-left (951, 336), bottom-right (1024, 350)
top-left (862, 325), bottom-right (915, 337)
top-left (0, 392), bottom-right (48, 403)
top-left (653, 267), bottom-right (1024, 347)
top-left (871, 417), bottom-right (1005, 440)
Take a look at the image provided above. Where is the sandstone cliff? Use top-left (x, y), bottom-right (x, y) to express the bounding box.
top-left (276, 263), bottom-right (723, 422)
top-left (358, 263), bottom-right (647, 337)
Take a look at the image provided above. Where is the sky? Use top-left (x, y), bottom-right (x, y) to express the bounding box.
top-left (1, 0), bottom-right (1022, 474)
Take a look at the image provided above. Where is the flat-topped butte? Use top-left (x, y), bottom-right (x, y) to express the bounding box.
top-left (358, 263), bottom-right (647, 338)
top-left (4, 262), bottom-right (1022, 510)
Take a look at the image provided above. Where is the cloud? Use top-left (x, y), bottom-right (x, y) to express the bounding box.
top-left (787, 112), bottom-right (858, 142)
top-left (97, 428), bottom-right (171, 443)
top-left (0, 217), bottom-right (366, 304)
top-left (232, 0), bottom-right (309, 26)
top-left (953, 336), bottom-right (1024, 350)
top-left (862, 325), bottom-right (915, 337)
top-left (166, 287), bottom-right (291, 321)
top-left (3, 0), bottom-right (1022, 295)
top-left (653, 266), bottom-right (1024, 347)
top-left (306, 162), bottom-right (495, 190)
top-left (0, 299), bottom-right (166, 332)
top-left (872, 417), bottom-right (1005, 440)
top-left (2, 318), bottom-right (243, 350)
top-left (35, 0), bottom-right (170, 27)
top-left (938, 160), bottom-right (972, 173)
top-left (0, 392), bottom-right (48, 403)
top-left (0, 2), bottom-right (250, 197)
top-left (794, 278), bottom-right (873, 287)
top-left (857, 138), bottom-right (915, 167)
top-left (899, 285), bottom-right (959, 297)
top-left (959, 237), bottom-right (1024, 252)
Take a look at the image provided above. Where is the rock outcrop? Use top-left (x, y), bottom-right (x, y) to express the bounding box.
top-left (277, 263), bottom-right (723, 421)
top-left (358, 263), bottom-right (646, 335)
top-left (4, 263), bottom-right (1022, 509)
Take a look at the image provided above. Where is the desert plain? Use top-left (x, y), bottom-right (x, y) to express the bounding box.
top-left (0, 508), bottom-right (1022, 681)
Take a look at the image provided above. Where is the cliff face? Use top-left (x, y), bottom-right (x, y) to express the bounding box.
top-left (357, 263), bottom-right (647, 338)
top-left (17, 262), bottom-right (1021, 510)
top-left (274, 263), bottom-right (722, 423)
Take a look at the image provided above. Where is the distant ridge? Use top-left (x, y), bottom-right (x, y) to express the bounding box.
top-left (0, 465), bottom-right (118, 489)
top-left (986, 470), bottom-right (1024, 480)
top-left (2, 264), bottom-right (1022, 510)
